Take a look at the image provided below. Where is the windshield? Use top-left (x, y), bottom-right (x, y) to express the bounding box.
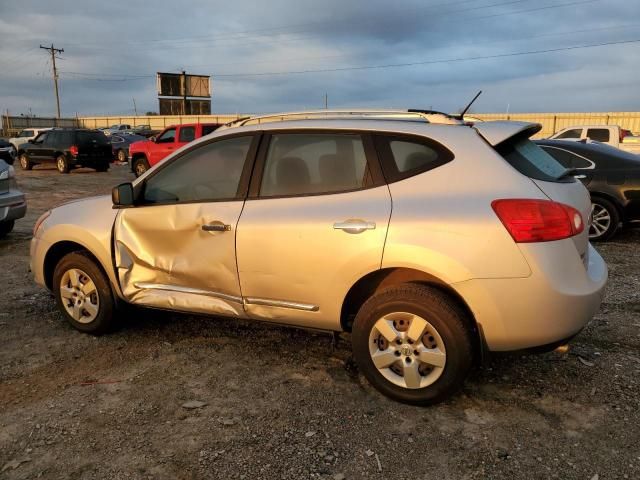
top-left (77, 131), bottom-right (109, 145)
top-left (496, 138), bottom-right (572, 183)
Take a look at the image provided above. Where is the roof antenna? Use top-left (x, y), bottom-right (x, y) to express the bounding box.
top-left (457, 90), bottom-right (482, 120)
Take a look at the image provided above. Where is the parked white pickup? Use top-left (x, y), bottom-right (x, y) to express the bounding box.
top-left (549, 125), bottom-right (640, 155)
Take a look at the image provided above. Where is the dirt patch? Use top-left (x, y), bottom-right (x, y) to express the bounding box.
top-left (1, 164), bottom-right (639, 479)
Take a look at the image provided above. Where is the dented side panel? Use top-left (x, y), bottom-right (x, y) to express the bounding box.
top-left (114, 201), bottom-right (246, 317)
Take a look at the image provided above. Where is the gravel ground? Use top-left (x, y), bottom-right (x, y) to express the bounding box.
top-left (1, 164), bottom-right (639, 480)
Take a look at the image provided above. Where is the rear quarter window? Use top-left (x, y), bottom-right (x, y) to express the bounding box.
top-left (374, 134), bottom-right (453, 183)
top-left (496, 139), bottom-right (573, 183)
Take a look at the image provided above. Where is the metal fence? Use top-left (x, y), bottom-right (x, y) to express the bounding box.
top-left (471, 112), bottom-right (640, 138)
top-left (4, 112), bottom-right (640, 139)
top-left (1, 115), bottom-right (79, 137)
top-left (77, 114), bottom-right (246, 130)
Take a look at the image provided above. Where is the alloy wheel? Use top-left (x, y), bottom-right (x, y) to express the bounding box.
top-left (59, 268), bottom-right (100, 324)
top-left (589, 203), bottom-right (611, 239)
top-left (117, 149), bottom-right (126, 162)
top-left (20, 154), bottom-right (28, 169)
top-left (368, 312), bottom-right (446, 389)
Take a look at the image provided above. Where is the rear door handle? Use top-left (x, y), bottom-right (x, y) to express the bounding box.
top-left (574, 174), bottom-right (586, 179)
top-left (333, 220), bottom-right (376, 234)
top-left (202, 222), bottom-right (231, 232)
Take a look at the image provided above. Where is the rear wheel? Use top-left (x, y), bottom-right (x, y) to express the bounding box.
top-left (117, 149), bottom-right (127, 163)
top-left (53, 252), bottom-right (116, 334)
top-left (19, 153), bottom-right (33, 170)
top-left (56, 155), bottom-right (70, 174)
top-left (589, 197), bottom-right (620, 241)
top-left (0, 220), bottom-right (15, 239)
top-left (352, 284), bottom-right (474, 405)
top-left (133, 157), bottom-right (149, 177)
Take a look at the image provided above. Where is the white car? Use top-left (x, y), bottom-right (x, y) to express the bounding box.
top-left (30, 109), bottom-right (607, 405)
top-left (10, 128), bottom-right (53, 153)
top-left (550, 125), bottom-right (640, 155)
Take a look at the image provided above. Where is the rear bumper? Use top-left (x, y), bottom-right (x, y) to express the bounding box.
top-left (0, 190), bottom-right (27, 222)
top-left (453, 242), bottom-right (607, 351)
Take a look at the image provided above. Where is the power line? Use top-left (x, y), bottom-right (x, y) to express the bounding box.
top-left (59, 38), bottom-right (640, 81)
top-left (213, 38), bottom-right (640, 77)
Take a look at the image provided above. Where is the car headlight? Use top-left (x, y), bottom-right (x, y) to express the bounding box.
top-left (33, 210), bottom-right (51, 236)
top-left (0, 165), bottom-right (15, 180)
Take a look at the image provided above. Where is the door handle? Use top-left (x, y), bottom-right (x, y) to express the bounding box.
top-left (333, 220), bottom-right (376, 234)
top-left (574, 174), bottom-right (586, 179)
top-left (201, 222), bottom-right (231, 232)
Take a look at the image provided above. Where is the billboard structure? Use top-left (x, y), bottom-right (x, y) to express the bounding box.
top-left (157, 71), bottom-right (211, 115)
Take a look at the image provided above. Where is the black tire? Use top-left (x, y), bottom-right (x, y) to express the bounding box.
top-left (133, 157), bottom-right (150, 177)
top-left (53, 252), bottom-right (117, 335)
top-left (589, 197), bottom-right (620, 242)
top-left (352, 284), bottom-right (474, 405)
top-left (56, 155), bottom-right (70, 174)
top-left (95, 162), bottom-right (109, 172)
top-left (19, 153), bottom-right (33, 170)
top-left (0, 220), bottom-right (15, 239)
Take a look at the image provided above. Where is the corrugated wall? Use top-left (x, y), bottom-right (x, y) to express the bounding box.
top-left (76, 114), bottom-right (246, 130)
top-left (472, 112), bottom-right (640, 138)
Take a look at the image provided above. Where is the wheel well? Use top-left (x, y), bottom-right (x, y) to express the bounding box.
top-left (590, 192), bottom-right (625, 221)
top-left (340, 267), bottom-right (483, 358)
top-left (43, 241), bottom-right (103, 290)
top-left (131, 153), bottom-right (147, 162)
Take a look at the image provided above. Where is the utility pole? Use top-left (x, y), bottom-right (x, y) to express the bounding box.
top-left (181, 70), bottom-right (188, 115)
top-left (40, 44), bottom-right (64, 118)
top-left (132, 97), bottom-right (138, 116)
top-left (324, 93), bottom-right (328, 109)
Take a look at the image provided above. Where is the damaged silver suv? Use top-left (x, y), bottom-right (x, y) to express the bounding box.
top-left (30, 110), bottom-right (607, 404)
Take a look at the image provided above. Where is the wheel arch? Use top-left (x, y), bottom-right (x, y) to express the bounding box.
top-left (43, 240), bottom-right (111, 292)
top-left (341, 267), bottom-right (483, 350)
top-left (589, 191), bottom-right (626, 221)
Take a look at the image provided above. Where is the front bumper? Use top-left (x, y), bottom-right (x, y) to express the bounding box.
top-left (453, 242), bottom-right (607, 352)
top-left (0, 190), bottom-right (26, 223)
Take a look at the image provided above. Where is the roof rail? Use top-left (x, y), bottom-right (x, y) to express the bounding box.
top-left (221, 109), bottom-right (463, 129)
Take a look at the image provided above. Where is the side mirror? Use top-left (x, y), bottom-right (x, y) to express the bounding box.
top-left (112, 182), bottom-right (135, 207)
top-left (150, 136), bottom-right (157, 142)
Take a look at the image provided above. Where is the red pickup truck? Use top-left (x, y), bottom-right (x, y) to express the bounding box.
top-left (129, 123), bottom-right (220, 176)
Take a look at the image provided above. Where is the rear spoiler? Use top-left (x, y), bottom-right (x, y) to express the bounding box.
top-left (473, 121), bottom-right (542, 146)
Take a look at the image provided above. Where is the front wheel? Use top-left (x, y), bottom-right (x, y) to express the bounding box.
top-left (53, 252), bottom-right (117, 334)
top-left (133, 157), bottom-right (149, 177)
top-left (117, 149), bottom-right (127, 163)
top-left (56, 155), bottom-right (70, 174)
top-left (589, 197), bottom-right (620, 241)
top-left (352, 284), bottom-right (474, 405)
top-left (19, 153), bottom-right (33, 170)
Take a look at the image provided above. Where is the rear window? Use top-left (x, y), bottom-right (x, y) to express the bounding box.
top-left (587, 128), bottom-right (610, 143)
top-left (77, 131), bottom-right (109, 145)
top-left (497, 139), bottom-right (572, 183)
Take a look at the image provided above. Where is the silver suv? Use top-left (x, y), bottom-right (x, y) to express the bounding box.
top-left (30, 110), bottom-right (607, 404)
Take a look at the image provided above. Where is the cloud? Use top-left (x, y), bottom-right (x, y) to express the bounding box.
top-left (0, 0), bottom-right (638, 116)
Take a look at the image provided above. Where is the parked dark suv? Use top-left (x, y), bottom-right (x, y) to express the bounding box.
top-left (17, 128), bottom-right (112, 174)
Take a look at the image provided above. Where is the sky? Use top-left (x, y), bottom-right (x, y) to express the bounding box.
top-left (0, 0), bottom-right (639, 117)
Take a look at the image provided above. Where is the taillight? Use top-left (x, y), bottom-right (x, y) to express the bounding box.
top-left (620, 129), bottom-right (631, 142)
top-left (491, 199), bottom-right (584, 243)
top-left (69, 145), bottom-right (79, 156)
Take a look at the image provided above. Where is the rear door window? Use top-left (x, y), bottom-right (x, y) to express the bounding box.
top-left (587, 128), bottom-right (610, 143)
top-left (540, 146), bottom-right (594, 169)
top-left (179, 126), bottom-right (196, 142)
top-left (496, 139), bottom-right (572, 183)
top-left (259, 133), bottom-right (372, 197)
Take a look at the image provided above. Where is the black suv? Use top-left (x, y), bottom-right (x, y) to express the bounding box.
top-left (17, 128), bottom-right (112, 174)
